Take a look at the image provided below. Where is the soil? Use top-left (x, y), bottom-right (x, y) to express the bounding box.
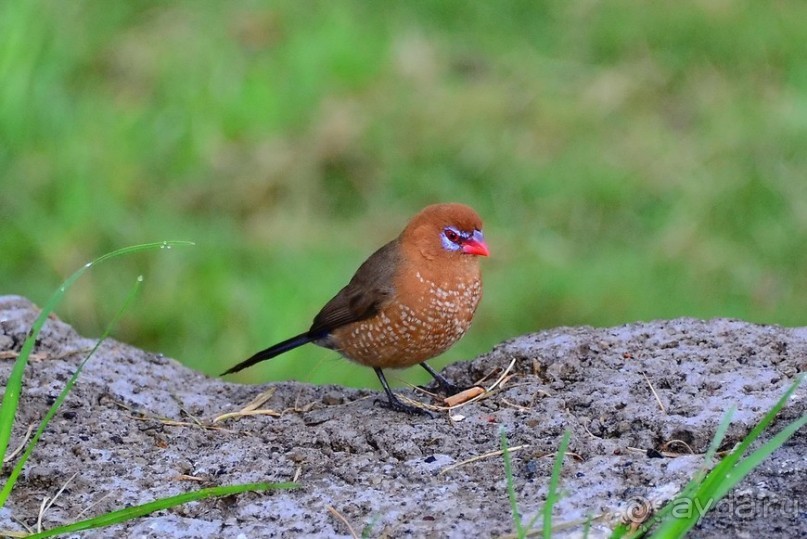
top-left (0, 294), bottom-right (804, 538)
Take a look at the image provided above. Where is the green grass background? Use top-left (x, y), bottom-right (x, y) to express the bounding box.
top-left (2, 1), bottom-right (805, 389)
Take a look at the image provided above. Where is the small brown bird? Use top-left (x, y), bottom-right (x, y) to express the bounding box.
top-left (222, 203), bottom-right (489, 414)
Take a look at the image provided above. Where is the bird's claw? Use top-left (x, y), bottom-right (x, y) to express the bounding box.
top-left (419, 380), bottom-right (469, 396)
top-left (373, 397), bottom-right (433, 417)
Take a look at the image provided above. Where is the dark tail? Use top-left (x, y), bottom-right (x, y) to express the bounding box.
top-left (221, 332), bottom-right (313, 376)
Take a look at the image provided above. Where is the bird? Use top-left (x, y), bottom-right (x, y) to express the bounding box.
top-left (221, 203), bottom-right (489, 414)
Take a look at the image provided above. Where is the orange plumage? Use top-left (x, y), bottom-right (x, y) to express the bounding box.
top-left (222, 203), bottom-right (489, 414)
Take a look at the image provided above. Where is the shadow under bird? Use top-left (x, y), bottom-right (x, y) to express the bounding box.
top-left (221, 203), bottom-right (489, 414)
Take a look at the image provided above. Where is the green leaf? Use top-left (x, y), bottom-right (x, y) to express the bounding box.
top-left (0, 242), bottom-right (193, 500)
top-left (0, 275), bottom-right (142, 505)
top-left (25, 482), bottom-right (296, 538)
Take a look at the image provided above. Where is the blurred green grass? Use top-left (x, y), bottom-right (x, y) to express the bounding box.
top-left (2, 1), bottom-right (806, 389)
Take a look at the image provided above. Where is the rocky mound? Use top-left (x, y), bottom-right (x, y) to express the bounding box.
top-left (0, 295), bottom-right (804, 537)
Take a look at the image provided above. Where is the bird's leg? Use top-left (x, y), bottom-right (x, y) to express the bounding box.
top-left (373, 368), bottom-right (431, 416)
top-left (420, 362), bottom-right (462, 395)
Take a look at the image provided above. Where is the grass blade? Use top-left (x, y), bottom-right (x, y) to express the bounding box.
top-left (0, 241), bottom-right (193, 465)
top-left (25, 481), bottom-right (296, 538)
top-left (648, 374), bottom-right (805, 538)
top-left (630, 406), bottom-right (737, 535)
top-left (612, 375), bottom-right (804, 539)
top-left (702, 406), bottom-right (736, 469)
top-left (711, 373), bottom-right (803, 474)
top-left (540, 430), bottom-right (570, 538)
top-left (501, 429), bottom-right (572, 539)
top-left (500, 428), bottom-right (525, 538)
top-left (712, 413), bottom-right (807, 501)
top-left (0, 275), bottom-right (143, 505)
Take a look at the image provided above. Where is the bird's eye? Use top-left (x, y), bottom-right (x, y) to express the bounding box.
top-left (444, 228), bottom-right (460, 244)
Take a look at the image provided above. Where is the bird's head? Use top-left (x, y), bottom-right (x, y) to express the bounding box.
top-left (401, 203), bottom-right (490, 262)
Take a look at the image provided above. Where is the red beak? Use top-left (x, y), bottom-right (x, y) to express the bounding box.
top-left (462, 231), bottom-right (490, 257)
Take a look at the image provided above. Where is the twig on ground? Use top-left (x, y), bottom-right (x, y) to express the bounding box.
top-left (74, 492), bottom-right (113, 521)
top-left (661, 439), bottom-right (696, 455)
top-left (170, 392), bottom-right (204, 427)
top-left (212, 387), bottom-right (282, 422)
top-left (641, 371), bottom-right (667, 414)
top-left (3, 423), bottom-right (35, 464)
top-left (439, 444), bottom-right (530, 475)
top-left (444, 386), bottom-right (485, 407)
top-left (327, 505), bottom-right (360, 539)
top-left (37, 471), bottom-right (79, 532)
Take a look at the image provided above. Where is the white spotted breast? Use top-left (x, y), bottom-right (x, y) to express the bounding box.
top-left (329, 268), bottom-right (482, 368)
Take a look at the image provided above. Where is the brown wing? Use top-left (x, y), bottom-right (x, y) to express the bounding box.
top-left (308, 239), bottom-right (401, 336)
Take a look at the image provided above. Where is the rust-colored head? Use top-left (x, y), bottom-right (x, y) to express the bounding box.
top-left (400, 203), bottom-right (489, 262)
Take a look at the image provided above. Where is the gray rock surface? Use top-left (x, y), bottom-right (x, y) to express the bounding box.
top-left (0, 295), bottom-right (804, 538)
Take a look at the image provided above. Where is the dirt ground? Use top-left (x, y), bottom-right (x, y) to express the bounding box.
top-left (0, 294), bottom-right (805, 538)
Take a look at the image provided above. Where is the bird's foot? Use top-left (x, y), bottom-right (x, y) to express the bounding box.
top-left (438, 380), bottom-right (466, 395)
top-left (419, 362), bottom-right (471, 396)
top-left (374, 397), bottom-right (433, 417)
top-left (419, 380), bottom-right (465, 396)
